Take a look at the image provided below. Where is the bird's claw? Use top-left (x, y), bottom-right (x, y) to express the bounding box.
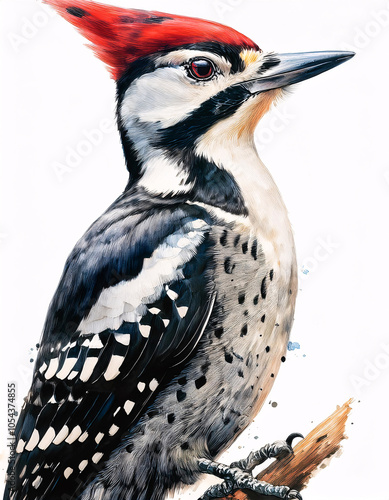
top-left (287, 489), bottom-right (303, 500)
top-left (285, 432), bottom-right (304, 449)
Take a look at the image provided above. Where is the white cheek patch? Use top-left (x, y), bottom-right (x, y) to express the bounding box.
top-left (77, 219), bottom-right (209, 336)
top-left (138, 154), bottom-right (194, 196)
top-left (120, 63), bottom-right (229, 130)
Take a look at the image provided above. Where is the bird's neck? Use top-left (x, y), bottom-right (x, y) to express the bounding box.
top-left (195, 132), bottom-right (296, 278)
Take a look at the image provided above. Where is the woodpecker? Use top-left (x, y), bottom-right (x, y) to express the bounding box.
top-left (4, 2), bottom-right (354, 499)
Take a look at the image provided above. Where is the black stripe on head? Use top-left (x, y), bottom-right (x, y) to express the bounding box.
top-left (116, 41), bottom-right (247, 97)
top-left (115, 43), bottom-right (252, 175)
top-left (154, 83), bottom-right (251, 152)
top-left (173, 42), bottom-right (246, 74)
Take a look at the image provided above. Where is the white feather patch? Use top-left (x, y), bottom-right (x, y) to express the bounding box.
top-left (114, 333), bottom-right (130, 346)
top-left (53, 425), bottom-right (69, 445)
top-left (79, 431), bottom-right (88, 443)
top-left (56, 357), bottom-right (78, 380)
top-left (177, 306), bottom-right (188, 318)
top-left (92, 452), bottom-right (103, 464)
top-left (95, 432), bottom-right (104, 444)
top-left (16, 439), bottom-right (25, 453)
top-left (108, 424), bottom-right (119, 436)
top-left (104, 355), bottom-right (125, 381)
top-left (38, 427), bottom-right (56, 450)
top-left (166, 289), bottom-right (178, 301)
top-left (64, 467), bottom-right (73, 479)
top-left (45, 358), bottom-right (59, 379)
top-left (139, 324), bottom-right (151, 338)
top-left (32, 476), bottom-right (42, 489)
top-left (89, 335), bottom-right (104, 349)
top-left (79, 356), bottom-right (99, 382)
top-left (65, 426), bottom-right (82, 444)
top-left (124, 400), bottom-right (135, 415)
top-left (78, 460), bottom-right (88, 471)
top-left (25, 430), bottom-right (40, 451)
top-left (68, 370), bottom-right (78, 380)
top-left (149, 378), bottom-right (158, 391)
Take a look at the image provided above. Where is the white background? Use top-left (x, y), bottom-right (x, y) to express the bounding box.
top-left (1, 0), bottom-right (389, 499)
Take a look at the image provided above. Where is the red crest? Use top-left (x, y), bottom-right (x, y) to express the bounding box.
top-left (44, 0), bottom-right (259, 80)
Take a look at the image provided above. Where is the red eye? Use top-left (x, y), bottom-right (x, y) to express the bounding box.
top-left (189, 59), bottom-right (215, 80)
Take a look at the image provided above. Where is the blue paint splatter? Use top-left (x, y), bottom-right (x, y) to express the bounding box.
top-left (287, 341), bottom-right (300, 351)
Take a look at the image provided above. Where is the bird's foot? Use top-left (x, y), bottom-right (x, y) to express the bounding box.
top-left (197, 433), bottom-right (303, 500)
top-left (230, 432), bottom-right (304, 472)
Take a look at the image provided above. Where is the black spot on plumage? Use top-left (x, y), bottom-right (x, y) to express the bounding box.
top-left (244, 309), bottom-right (248, 316)
top-left (233, 351), bottom-right (243, 361)
top-left (270, 269), bottom-right (274, 281)
top-left (240, 324), bottom-right (248, 337)
top-left (242, 241), bottom-right (248, 254)
top-left (281, 356), bottom-right (286, 362)
top-left (225, 352), bottom-right (233, 363)
top-left (167, 413), bottom-right (175, 424)
top-left (271, 373), bottom-right (274, 378)
top-left (214, 327), bottom-right (223, 339)
top-left (177, 390), bottom-right (186, 402)
top-left (178, 376), bottom-right (187, 386)
top-left (201, 361), bottom-right (210, 374)
top-left (147, 409), bottom-right (159, 419)
top-left (195, 376), bottom-right (207, 389)
top-left (220, 230), bottom-right (228, 246)
top-left (261, 314), bottom-right (266, 323)
top-left (224, 257), bottom-right (235, 274)
top-left (234, 234), bottom-right (240, 247)
top-left (265, 346), bottom-right (270, 353)
top-left (238, 369), bottom-right (244, 378)
top-left (261, 276), bottom-right (267, 299)
top-left (126, 443), bottom-right (134, 453)
top-left (251, 240), bottom-right (258, 260)
top-left (253, 294), bottom-right (259, 305)
top-left (238, 292), bottom-right (245, 304)
top-left (66, 7), bottom-right (88, 17)
top-left (152, 441), bottom-right (162, 454)
top-left (181, 442), bottom-right (190, 450)
top-left (143, 16), bottom-right (173, 24)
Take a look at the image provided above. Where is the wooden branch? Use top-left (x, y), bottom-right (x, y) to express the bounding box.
top-left (222, 399), bottom-right (352, 500)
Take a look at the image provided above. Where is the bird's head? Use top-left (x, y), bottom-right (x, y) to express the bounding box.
top-left (45, 0), bottom-right (354, 202)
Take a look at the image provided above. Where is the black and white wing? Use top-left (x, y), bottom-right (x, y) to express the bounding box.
top-left (5, 194), bottom-right (216, 500)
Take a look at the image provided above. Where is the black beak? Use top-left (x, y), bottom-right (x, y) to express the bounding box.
top-left (241, 51), bottom-right (355, 94)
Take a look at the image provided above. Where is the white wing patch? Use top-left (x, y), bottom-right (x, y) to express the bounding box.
top-left (77, 219), bottom-right (209, 336)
